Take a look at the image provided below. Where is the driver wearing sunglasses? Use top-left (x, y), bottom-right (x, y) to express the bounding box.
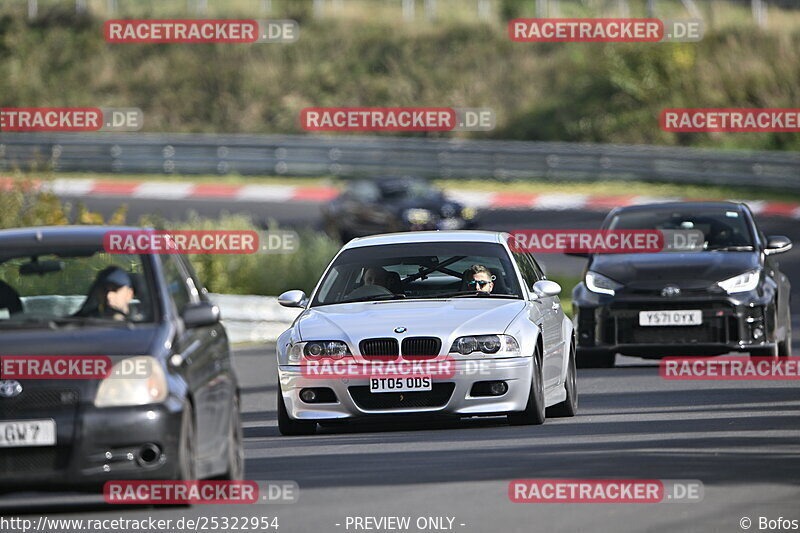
top-left (464, 264), bottom-right (494, 293)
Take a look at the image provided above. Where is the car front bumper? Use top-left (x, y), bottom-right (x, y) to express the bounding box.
top-left (1, 396), bottom-right (185, 490)
top-left (574, 290), bottom-right (778, 358)
top-left (278, 357), bottom-right (533, 421)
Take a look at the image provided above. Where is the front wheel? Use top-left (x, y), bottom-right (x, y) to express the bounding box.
top-left (217, 395), bottom-right (245, 480)
top-left (547, 342), bottom-right (578, 418)
top-left (508, 347), bottom-right (546, 426)
top-left (779, 321), bottom-right (792, 357)
top-left (176, 401), bottom-right (196, 481)
top-left (277, 389), bottom-right (317, 436)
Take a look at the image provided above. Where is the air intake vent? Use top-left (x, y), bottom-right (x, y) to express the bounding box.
top-left (401, 337), bottom-right (441, 360)
top-left (359, 338), bottom-right (400, 360)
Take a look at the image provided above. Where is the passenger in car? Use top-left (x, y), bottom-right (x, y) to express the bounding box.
top-left (363, 266), bottom-right (389, 289)
top-left (78, 266), bottom-right (135, 320)
top-left (463, 264), bottom-right (494, 293)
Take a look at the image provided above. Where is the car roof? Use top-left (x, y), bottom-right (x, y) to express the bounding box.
top-left (0, 225), bottom-right (147, 248)
top-left (342, 230), bottom-right (507, 249)
top-left (611, 201), bottom-right (746, 214)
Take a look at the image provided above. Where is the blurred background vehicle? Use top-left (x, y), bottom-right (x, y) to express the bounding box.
top-left (321, 177), bottom-right (478, 242)
top-left (571, 202), bottom-right (792, 368)
top-left (0, 226), bottom-right (243, 490)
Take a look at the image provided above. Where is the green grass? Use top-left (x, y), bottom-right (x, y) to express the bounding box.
top-left (2, 2), bottom-right (800, 150)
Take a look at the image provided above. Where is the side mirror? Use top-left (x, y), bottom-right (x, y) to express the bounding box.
top-left (765, 235), bottom-right (792, 255)
top-left (278, 290), bottom-right (308, 308)
top-left (182, 301), bottom-right (221, 328)
top-left (532, 280), bottom-right (561, 299)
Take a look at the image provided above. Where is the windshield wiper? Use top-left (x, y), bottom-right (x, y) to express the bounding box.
top-left (337, 294), bottom-right (407, 304)
top-left (0, 316), bottom-right (134, 329)
top-left (706, 245), bottom-right (755, 251)
top-left (416, 291), bottom-right (520, 299)
top-left (50, 316), bottom-right (134, 327)
top-left (0, 318), bottom-right (58, 330)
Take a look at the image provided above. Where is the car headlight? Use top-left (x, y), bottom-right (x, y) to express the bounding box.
top-left (404, 208), bottom-right (433, 225)
top-left (585, 271), bottom-right (623, 296)
top-left (461, 206), bottom-right (477, 220)
top-left (717, 269), bottom-right (760, 294)
top-left (94, 356), bottom-right (167, 408)
top-left (287, 341), bottom-right (351, 363)
top-left (449, 335), bottom-right (520, 357)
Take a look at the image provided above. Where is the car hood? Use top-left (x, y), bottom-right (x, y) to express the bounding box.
top-left (590, 252), bottom-right (760, 289)
top-left (0, 324), bottom-right (163, 356)
top-left (297, 299), bottom-right (526, 346)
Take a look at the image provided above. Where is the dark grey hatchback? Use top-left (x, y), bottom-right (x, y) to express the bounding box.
top-left (0, 226), bottom-right (243, 491)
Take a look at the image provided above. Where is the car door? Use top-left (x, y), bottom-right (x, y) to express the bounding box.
top-left (161, 255), bottom-right (224, 469)
top-left (515, 252), bottom-right (563, 389)
top-left (336, 184), bottom-right (363, 237)
top-left (180, 256), bottom-right (235, 461)
top-left (757, 227), bottom-right (792, 343)
top-left (351, 181), bottom-right (388, 235)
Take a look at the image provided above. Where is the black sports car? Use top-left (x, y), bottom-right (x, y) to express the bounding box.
top-left (322, 177), bottom-right (478, 241)
top-left (0, 226), bottom-right (243, 491)
top-left (572, 202), bottom-right (792, 368)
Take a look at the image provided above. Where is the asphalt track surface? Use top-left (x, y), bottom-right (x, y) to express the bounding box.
top-left (2, 192), bottom-right (799, 532)
top-left (3, 346), bottom-right (800, 532)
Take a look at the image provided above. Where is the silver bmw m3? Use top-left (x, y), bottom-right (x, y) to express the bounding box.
top-left (275, 231), bottom-right (577, 435)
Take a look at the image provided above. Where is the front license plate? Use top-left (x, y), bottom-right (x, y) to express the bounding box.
top-left (369, 376), bottom-right (432, 393)
top-left (0, 419), bottom-right (56, 447)
top-left (639, 310), bottom-right (703, 326)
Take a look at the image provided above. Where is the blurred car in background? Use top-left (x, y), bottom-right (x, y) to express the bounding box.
top-left (0, 226), bottom-right (243, 491)
top-left (571, 202), bottom-right (792, 368)
top-left (322, 177), bottom-right (478, 241)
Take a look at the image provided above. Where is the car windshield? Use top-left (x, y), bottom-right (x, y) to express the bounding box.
top-left (0, 249), bottom-right (156, 327)
top-left (607, 207), bottom-right (755, 250)
top-left (311, 241), bottom-right (523, 306)
top-left (379, 180), bottom-right (441, 200)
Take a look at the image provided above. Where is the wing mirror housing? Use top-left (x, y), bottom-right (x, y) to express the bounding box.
top-left (765, 235), bottom-right (792, 255)
top-left (278, 290), bottom-right (308, 308)
top-left (182, 302), bottom-right (221, 328)
top-left (532, 280), bottom-right (562, 299)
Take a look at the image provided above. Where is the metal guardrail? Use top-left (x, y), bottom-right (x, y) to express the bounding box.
top-left (1, 132), bottom-right (798, 190)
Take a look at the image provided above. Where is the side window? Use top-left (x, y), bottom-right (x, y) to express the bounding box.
top-left (512, 252), bottom-right (540, 288)
top-left (351, 181), bottom-right (380, 202)
top-left (161, 255), bottom-right (193, 314)
top-left (180, 256), bottom-right (208, 301)
top-left (528, 255), bottom-right (545, 280)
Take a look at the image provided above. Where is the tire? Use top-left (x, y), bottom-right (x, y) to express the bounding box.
top-left (217, 395), bottom-right (245, 480)
top-left (547, 342), bottom-right (578, 418)
top-left (576, 348), bottom-right (615, 369)
top-left (277, 389), bottom-right (317, 436)
top-left (176, 401), bottom-right (196, 481)
top-left (508, 347), bottom-right (546, 426)
top-left (779, 321), bottom-right (792, 358)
